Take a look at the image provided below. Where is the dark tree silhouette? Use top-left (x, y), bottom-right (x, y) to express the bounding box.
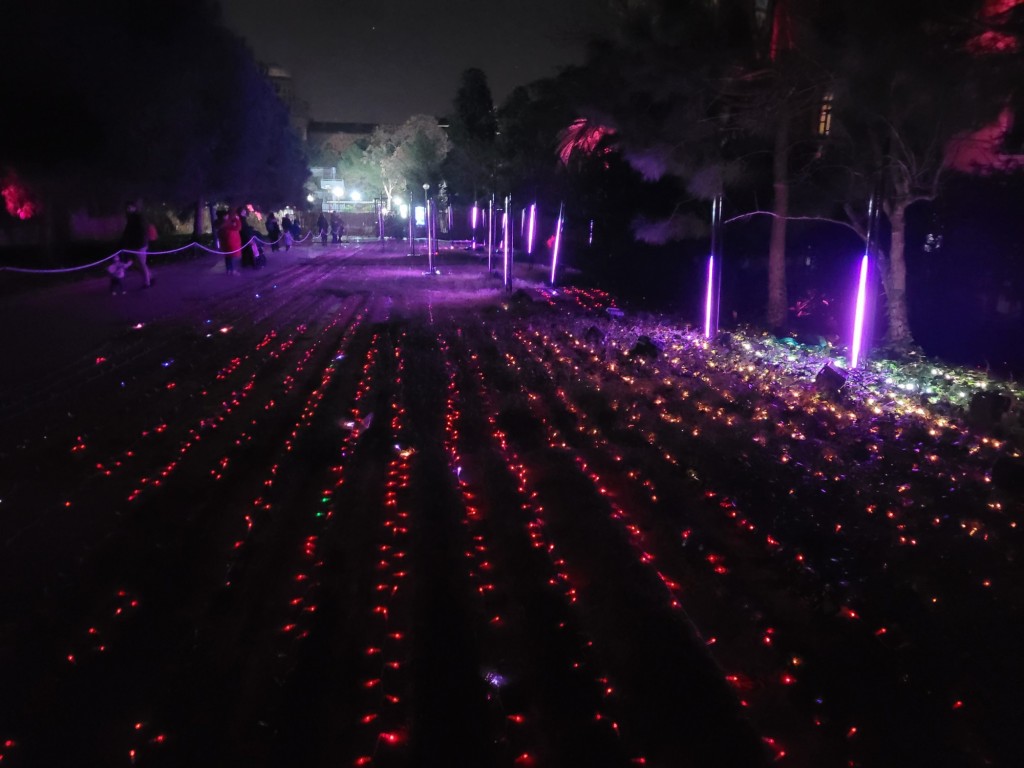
top-left (814, 0), bottom-right (1024, 351)
top-left (0, 0), bottom-right (306, 242)
top-left (442, 68), bottom-right (500, 203)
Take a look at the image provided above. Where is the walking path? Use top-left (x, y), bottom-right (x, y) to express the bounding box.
top-left (0, 243), bottom-right (333, 396)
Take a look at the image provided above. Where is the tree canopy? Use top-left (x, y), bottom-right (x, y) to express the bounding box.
top-left (365, 116), bottom-right (450, 209)
top-left (442, 68), bottom-right (499, 203)
top-left (0, 0), bottom-right (307, 215)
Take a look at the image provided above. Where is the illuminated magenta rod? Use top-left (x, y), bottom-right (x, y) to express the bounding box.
top-left (471, 205), bottom-right (478, 230)
top-left (850, 253), bottom-right (870, 367)
top-left (550, 203), bottom-right (564, 285)
top-left (703, 255), bottom-right (715, 339)
top-left (527, 203), bottom-right (537, 255)
top-left (503, 210), bottom-right (510, 288)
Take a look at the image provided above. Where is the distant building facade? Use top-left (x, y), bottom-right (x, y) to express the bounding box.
top-left (265, 65), bottom-right (310, 141)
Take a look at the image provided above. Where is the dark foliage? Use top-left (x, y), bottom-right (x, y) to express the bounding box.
top-left (0, 0), bottom-right (307, 213)
top-left (443, 68), bottom-right (500, 204)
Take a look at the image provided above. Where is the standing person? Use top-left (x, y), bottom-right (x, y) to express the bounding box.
top-left (266, 213), bottom-right (281, 252)
top-left (107, 253), bottom-right (131, 295)
top-left (281, 214), bottom-right (294, 251)
top-left (213, 209), bottom-right (226, 251)
top-left (238, 206), bottom-right (258, 268)
top-left (121, 201), bottom-right (153, 288)
top-left (217, 208), bottom-right (242, 274)
top-left (317, 212), bottom-right (328, 245)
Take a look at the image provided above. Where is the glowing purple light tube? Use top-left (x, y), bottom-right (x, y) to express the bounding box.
top-left (550, 204), bottom-right (564, 286)
top-left (704, 255), bottom-right (715, 339)
top-left (527, 204), bottom-right (537, 255)
top-left (850, 253), bottom-right (869, 368)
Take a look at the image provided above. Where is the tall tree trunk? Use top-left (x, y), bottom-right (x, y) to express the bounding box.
top-left (192, 199), bottom-right (203, 241)
top-left (881, 202), bottom-right (914, 350)
top-left (767, 112), bottom-right (790, 329)
top-left (40, 185), bottom-right (70, 262)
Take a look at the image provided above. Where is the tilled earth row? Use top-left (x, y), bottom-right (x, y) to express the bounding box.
top-left (0, 250), bottom-right (1019, 767)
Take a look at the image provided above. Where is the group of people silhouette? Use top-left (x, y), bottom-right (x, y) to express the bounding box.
top-left (111, 202), bottom-right (327, 292)
top-left (214, 208), bottom-right (302, 274)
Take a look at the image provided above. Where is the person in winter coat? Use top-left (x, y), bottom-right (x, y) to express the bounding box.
top-left (238, 207), bottom-right (259, 268)
top-left (121, 201), bottom-right (153, 288)
top-left (317, 213), bottom-right (328, 245)
top-left (217, 208), bottom-right (242, 274)
top-left (330, 213), bottom-right (345, 244)
top-left (266, 213), bottom-right (282, 252)
top-left (107, 253), bottom-right (131, 294)
top-left (281, 215), bottom-right (294, 250)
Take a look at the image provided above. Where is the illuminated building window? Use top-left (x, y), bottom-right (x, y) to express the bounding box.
top-left (818, 91), bottom-right (834, 136)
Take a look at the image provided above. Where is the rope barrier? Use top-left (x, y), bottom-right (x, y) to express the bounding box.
top-left (0, 231), bottom-right (310, 275)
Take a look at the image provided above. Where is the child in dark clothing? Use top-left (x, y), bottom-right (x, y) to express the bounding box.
top-left (108, 253), bottom-right (131, 294)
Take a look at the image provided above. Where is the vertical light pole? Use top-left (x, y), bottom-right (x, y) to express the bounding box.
top-left (471, 203), bottom-right (479, 251)
top-left (408, 189), bottom-right (416, 257)
top-left (850, 192), bottom-right (880, 368)
top-left (549, 202), bottom-right (564, 286)
top-left (703, 194), bottom-right (723, 339)
top-left (503, 194), bottom-right (513, 292)
top-left (377, 197), bottom-right (385, 248)
top-left (527, 203), bottom-right (537, 257)
top-left (487, 195), bottom-right (495, 273)
top-left (423, 183), bottom-right (432, 274)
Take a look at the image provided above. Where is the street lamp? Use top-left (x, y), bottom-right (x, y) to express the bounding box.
top-left (503, 194), bottom-right (513, 292)
top-left (550, 202), bottom-right (564, 286)
top-left (703, 194), bottom-right (723, 339)
top-left (527, 203), bottom-right (537, 256)
top-left (423, 184), bottom-right (435, 274)
top-left (408, 191), bottom-right (416, 257)
top-left (487, 196), bottom-right (495, 273)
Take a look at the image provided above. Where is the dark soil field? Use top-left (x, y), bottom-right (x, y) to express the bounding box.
top-left (1, 241), bottom-right (1022, 767)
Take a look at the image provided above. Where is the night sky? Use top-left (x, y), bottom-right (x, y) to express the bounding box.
top-left (220, 0), bottom-right (614, 125)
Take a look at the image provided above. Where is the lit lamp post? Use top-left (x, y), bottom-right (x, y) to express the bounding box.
top-left (487, 196), bottom-right (495, 273)
top-left (408, 190), bottom-right (416, 257)
top-left (423, 183), bottom-right (434, 274)
top-left (376, 196), bottom-right (385, 247)
top-left (703, 194), bottom-right (723, 340)
top-left (471, 203), bottom-right (478, 251)
top-left (527, 203), bottom-right (537, 257)
top-left (550, 202), bottom-right (564, 287)
top-left (503, 194), bottom-right (513, 292)
top-left (850, 192), bottom-right (881, 368)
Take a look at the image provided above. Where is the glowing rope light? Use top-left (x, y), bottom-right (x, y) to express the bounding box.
top-left (851, 253), bottom-right (870, 368)
top-left (704, 255), bottom-right (715, 339)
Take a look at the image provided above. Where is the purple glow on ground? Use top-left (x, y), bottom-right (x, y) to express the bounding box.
top-left (850, 254), bottom-right (870, 368)
top-left (704, 255), bottom-right (715, 339)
